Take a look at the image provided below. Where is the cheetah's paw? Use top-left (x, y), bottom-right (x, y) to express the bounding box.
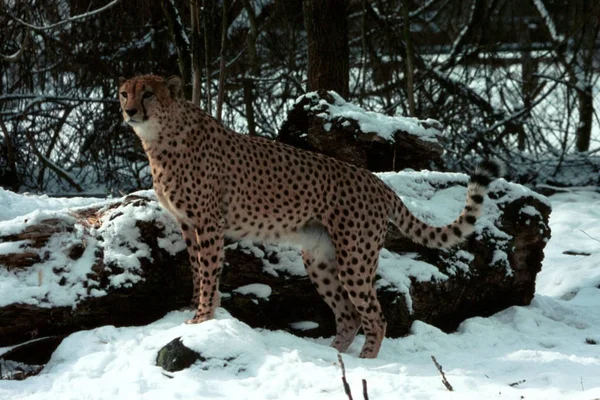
top-left (185, 314), bottom-right (213, 324)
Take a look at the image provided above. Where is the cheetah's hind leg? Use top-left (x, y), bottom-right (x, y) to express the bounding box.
top-left (335, 245), bottom-right (387, 359)
top-left (298, 223), bottom-right (362, 353)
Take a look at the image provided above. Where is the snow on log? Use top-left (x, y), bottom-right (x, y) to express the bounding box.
top-left (278, 90), bottom-right (444, 172)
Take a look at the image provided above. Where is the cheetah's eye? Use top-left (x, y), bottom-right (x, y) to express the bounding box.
top-left (120, 91), bottom-right (128, 99)
top-left (142, 91), bottom-right (154, 99)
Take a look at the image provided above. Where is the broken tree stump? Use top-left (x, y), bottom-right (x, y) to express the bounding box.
top-left (278, 90), bottom-right (445, 172)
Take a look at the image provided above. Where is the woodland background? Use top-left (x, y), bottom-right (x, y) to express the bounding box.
top-left (1, 0), bottom-right (599, 196)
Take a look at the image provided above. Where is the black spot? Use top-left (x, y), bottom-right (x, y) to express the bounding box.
top-left (471, 194), bottom-right (484, 204)
top-left (466, 215), bottom-right (477, 224)
top-left (477, 159), bottom-right (503, 178)
top-left (470, 173), bottom-right (492, 187)
top-left (453, 226), bottom-right (462, 237)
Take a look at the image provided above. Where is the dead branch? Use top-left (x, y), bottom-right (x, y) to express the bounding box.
top-left (431, 355), bottom-right (453, 391)
top-left (580, 230), bottom-right (600, 244)
top-left (23, 127), bottom-right (83, 192)
top-left (1, 27), bottom-right (30, 63)
top-left (338, 353), bottom-right (354, 400)
top-left (563, 251), bottom-right (592, 256)
top-left (8, 0), bottom-right (120, 32)
top-left (508, 379), bottom-right (526, 387)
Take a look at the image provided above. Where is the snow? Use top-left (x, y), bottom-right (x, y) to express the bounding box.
top-left (0, 190), bottom-right (184, 308)
top-left (289, 321), bottom-right (319, 331)
top-left (233, 283), bottom-right (272, 300)
top-left (298, 91), bottom-right (442, 143)
top-left (1, 187), bottom-right (600, 399)
top-left (535, 191), bottom-right (600, 299)
top-left (0, 187), bottom-right (107, 222)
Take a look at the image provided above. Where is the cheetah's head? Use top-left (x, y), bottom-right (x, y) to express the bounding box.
top-left (118, 75), bottom-right (182, 141)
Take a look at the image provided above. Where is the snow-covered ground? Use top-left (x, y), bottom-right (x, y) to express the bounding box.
top-left (1, 189), bottom-right (600, 399)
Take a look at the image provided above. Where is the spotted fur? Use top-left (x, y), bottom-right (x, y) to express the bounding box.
top-left (119, 75), bottom-right (502, 358)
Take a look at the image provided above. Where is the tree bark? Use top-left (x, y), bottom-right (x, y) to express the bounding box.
top-left (576, 85), bottom-right (593, 152)
top-left (203, 0), bottom-right (214, 114)
top-left (0, 118), bottom-right (19, 191)
top-left (160, 0), bottom-right (192, 95)
top-left (519, 21), bottom-right (536, 151)
top-left (216, 0), bottom-right (228, 121)
top-left (303, 0), bottom-right (350, 98)
top-left (401, 0), bottom-right (416, 117)
top-left (191, 0), bottom-right (203, 106)
top-left (242, 0), bottom-right (259, 135)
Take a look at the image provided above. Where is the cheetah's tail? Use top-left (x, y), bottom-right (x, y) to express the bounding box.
top-left (391, 160), bottom-right (504, 248)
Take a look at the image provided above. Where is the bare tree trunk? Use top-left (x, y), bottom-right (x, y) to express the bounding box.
top-left (533, 0), bottom-right (598, 153)
top-left (576, 85), bottom-right (593, 152)
top-left (303, 0), bottom-right (349, 99)
top-left (0, 118), bottom-right (19, 191)
top-left (203, 0), bottom-right (213, 114)
top-left (519, 21), bottom-right (536, 151)
top-left (243, 80), bottom-right (257, 136)
top-left (575, 0), bottom-right (598, 152)
top-left (401, 0), bottom-right (416, 117)
top-left (242, 0), bottom-right (259, 136)
top-left (216, 0), bottom-right (228, 122)
top-left (160, 0), bottom-right (191, 93)
top-left (190, 0), bottom-right (202, 106)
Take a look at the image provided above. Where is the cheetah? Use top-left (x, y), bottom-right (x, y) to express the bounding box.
top-left (118, 75), bottom-right (502, 358)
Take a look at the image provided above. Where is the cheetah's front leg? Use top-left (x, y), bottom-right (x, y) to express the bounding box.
top-left (186, 222), bottom-right (224, 324)
top-left (180, 223), bottom-right (201, 307)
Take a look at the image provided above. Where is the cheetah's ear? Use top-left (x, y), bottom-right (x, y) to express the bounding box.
top-left (165, 75), bottom-right (182, 99)
top-left (118, 76), bottom-right (127, 86)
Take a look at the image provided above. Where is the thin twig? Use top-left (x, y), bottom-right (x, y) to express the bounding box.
top-left (508, 379), bottom-right (526, 387)
top-left (337, 353), bottom-right (354, 400)
top-left (431, 355), bottom-right (453, 391)
top-left (362, 379), bottom-right (369, 400)
top-left (580, 230), bottom-right (600, 244)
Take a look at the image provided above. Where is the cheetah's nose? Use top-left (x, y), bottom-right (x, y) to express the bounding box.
top-left (125, 108), bottom-right (138, 117)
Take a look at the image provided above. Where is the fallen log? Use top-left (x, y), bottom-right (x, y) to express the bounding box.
top-left (0, 173), bottom-right (550, 350)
